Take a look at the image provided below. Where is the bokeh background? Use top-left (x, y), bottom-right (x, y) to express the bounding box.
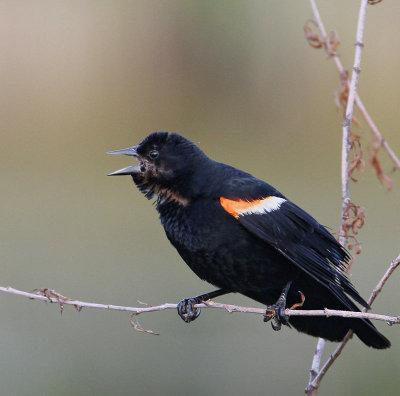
top-left (1, 1), bottom-right (400, 395)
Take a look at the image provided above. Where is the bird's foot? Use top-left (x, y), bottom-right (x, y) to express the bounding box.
top-left (263, 281), bottom-right (292, 331)
top-left (177, 298), bottom-right (201, 323)
top-left (264, 302), bottom-right (289, 331)
top-left (177, 289), bottom-right (229, 323)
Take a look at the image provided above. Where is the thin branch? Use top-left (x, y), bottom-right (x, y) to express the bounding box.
top-left (0, 286), bottom-right (399, 324)
top-left (367, 253), bottom-right (400, 307)
top-left (288, 308), bottom-right (399, 323)
top-left (0, 286), bottom-right (179, 314)
top-left (306, 252), bottom-right (400, 394)
top-left (340, 0), bottom-right (368, 230)
top-left (309, 0), bottom-right (400, 170)
top-left (338, 0), bottom-right (367, 243)
top-left (356, 99), bottom-right (400, 170)
top-left (308, 338), bottom-right (326, 396)
top-left (307, 1), bottom-right (369, 394)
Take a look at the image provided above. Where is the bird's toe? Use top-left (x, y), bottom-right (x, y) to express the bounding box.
top-left (177, 298), bottom-right (201, 323)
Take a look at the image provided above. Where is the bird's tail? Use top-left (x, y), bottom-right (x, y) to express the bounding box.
top-left (348, 311), bottom-right (391, 349)
top-left (245, 284), bottom-right (391, 349)
top-left (289, 293), bottom-right (391, 349)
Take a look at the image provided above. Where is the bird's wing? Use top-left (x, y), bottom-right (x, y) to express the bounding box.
top-left (219, 195), bottom-right (368, 309)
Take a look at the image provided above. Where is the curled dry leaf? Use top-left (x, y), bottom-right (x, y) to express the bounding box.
top-left (32, 288), bottom-right (70, 315)
top-left (129, 313), bottom-right (160, 335)
top-left (342, 202), bottom-right (365, 236)
top-left (334, 71), bottom-right (349, 109)
top-left (348, 132), bottom-right (365, 183)
top-left (328, 30), bottom-right (340, 53)
top-left (304, 20), bottom-right (341, 57)
top-left (304, 20), bottom-right (323, 49)
top-left (335, 72), bottom-right (360, 127)
top-left (335, 71), bottom-right (349, 109)
top-left (345, 236), bottom-right (362, 272)
top-left (333, 230), bottom-right (362, 272)
top-left (369, 141), bottom-right (394, 191)
top-left (368, 0), bottom-right (383, 4)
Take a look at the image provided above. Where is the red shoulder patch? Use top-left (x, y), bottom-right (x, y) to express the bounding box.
top-left (219, 197), bottom-right (262, 218)
top-left (220, 196), bottom-right (286, 218)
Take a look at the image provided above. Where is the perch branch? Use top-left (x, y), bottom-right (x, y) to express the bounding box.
top-left (0, 285), bottom-right (399, 324)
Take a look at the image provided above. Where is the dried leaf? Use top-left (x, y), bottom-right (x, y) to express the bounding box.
top-left (335, 71), bottom-right (349, 110)
top-left (342, 202), bottom-right (365, 235)
top-left (129, 313), bottom-right (160, 335)
top-left (334, 71), bottom-right (361, 126)
top-left (32, 288), bottom-right (70, 314)
top-left (369, 141), bottom-right (393, 191)
top-left (345, 236), bottom-right (362, 273)
top-left (368, 0), bottom-right (383, 4)
top-left (348, 132), bottom-right (365, 183)
top-left (304, 20), bottom-right (323, 49)
top-left (328, 31), bottom-right (340, 52)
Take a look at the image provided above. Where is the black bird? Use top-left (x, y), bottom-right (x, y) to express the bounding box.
top-left (108, 132), bottom-right (390, 349)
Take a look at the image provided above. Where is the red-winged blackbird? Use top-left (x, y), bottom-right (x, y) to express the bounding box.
top-left (108, 132), bottom-right (390, 349)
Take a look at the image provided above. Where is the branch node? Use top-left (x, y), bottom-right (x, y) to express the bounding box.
top-left (342, 118), bottom-right (351, 128)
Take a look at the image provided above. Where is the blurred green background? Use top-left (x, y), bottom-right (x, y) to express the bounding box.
top-left (1, 1), bottom-right (400, 395)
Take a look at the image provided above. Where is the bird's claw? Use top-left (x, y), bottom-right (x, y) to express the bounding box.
top-left (264, 303), bottom-right (289, 331)
top-left (263, 281), bottom-right (292, 331)
top-left (177, 298), bottom-right (201, 323)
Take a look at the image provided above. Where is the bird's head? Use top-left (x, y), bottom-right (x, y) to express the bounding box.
top-left (107, 132), bottom-right (208, 201)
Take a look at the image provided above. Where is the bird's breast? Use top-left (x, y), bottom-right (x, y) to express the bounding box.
top-left (157, 198), bottom-right (294, 291)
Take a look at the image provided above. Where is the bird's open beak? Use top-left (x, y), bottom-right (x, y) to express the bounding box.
top-left (107, 146), bottom-right (142, 176)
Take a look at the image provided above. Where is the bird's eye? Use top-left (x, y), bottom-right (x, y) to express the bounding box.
top-left (149, 150), bottom-right (159, 159)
